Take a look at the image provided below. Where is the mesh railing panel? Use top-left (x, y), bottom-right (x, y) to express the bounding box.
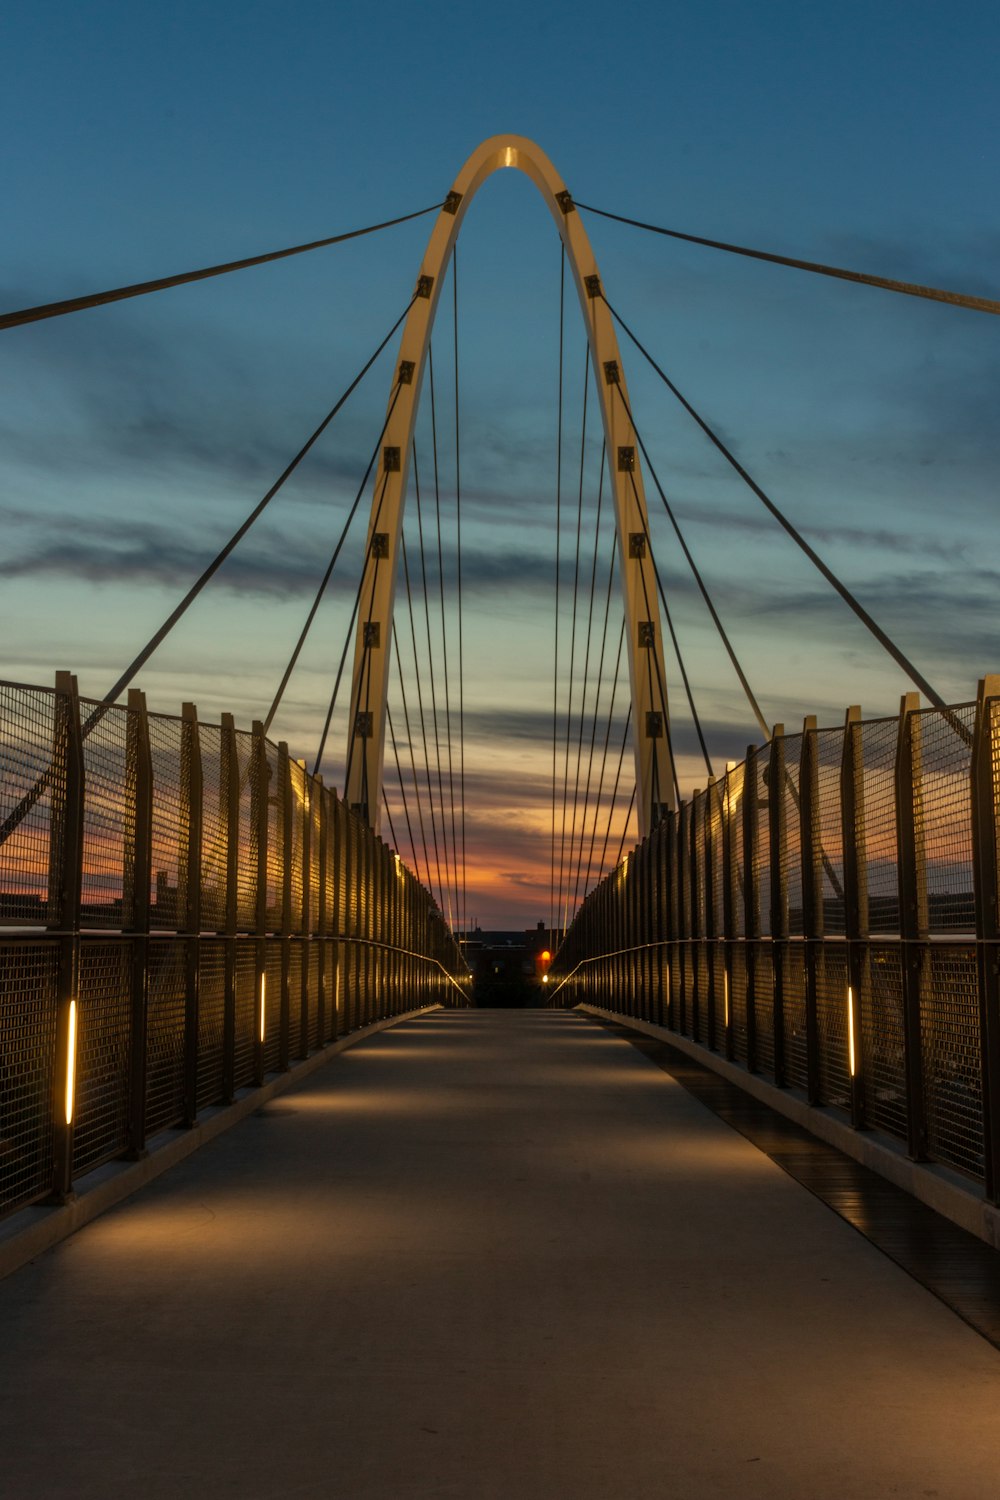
top-left (782, 943), bottom-right (808, 1092)
top-left (863, 945), bottom-right (907, 1142)
top-left (816, 944), bottom-right (851, 1111)
top-left (307, 942), bottom-right (321, 1050)
top-left (708, 789), bottom-right (724, 937)
top-left (79, 701), bottom-right (133, 927)
top-left (264, 945), bottom-right (282, 1073)
top-left (0, 941), bottom-right (58, 1213)
top-left (783, 741), bottom-right (803, 936)
top-left (233, 943), bottom-right (256, 1090)
top-left (859, 718), bottom-right (899, 933)
top-left (755, 749), bottom-right (771, 936)
top-left (288, 760), bottom-right (306, 935)
top-left (815, 727), bottom-right (846, 936)
top-left (727, 765), bottom-right (745, 939)
top-left (234, 731), bottom-right (257, 933)
top-left (197, 940), bottom-right (226, 1110)
top-left (753, 945), bottom-right (775, 1078)
top-left (72, 941), bottom-right (131, 1175)
top-left (287, 941), bottom-right (304, 1057)
top-left (916, 706), bottom-right (976, 934)
top-left (729, 945), bottom-right (748, 1062)
top-left (922, 945), bottom-right (983, 1179)
top-left (147, 714), bottom-right (187, 932)
top-left (0, 685), bottom-right (59, 925)
top-left (199, 724), bottom-right (228, 933)
top-left (145, 939), bottom-right (186, 1135)
top-left (692, 793), bottom-right (706, 934)
top-left (266, 746), bottom-right (285, 931)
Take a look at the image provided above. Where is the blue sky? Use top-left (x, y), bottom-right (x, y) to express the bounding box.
top-left (3, 0), bottom-right (998, 924)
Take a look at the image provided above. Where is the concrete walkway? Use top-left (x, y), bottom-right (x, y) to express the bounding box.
top-left (2, 1008), bottom-right (999, 1499)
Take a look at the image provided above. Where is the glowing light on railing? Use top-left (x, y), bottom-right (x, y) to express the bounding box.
top-left (259, 973), bottom-right (267, 1044)
top-left (542, 974), bottom-right (549, 985)
top-left (335, 968), bottom-right (341, 1012)
top-left (394, 853), bottom-right (403, 879)
top-left (723, 969), bottom-right (730, 1028)
top-left (847, 984), bottom-right (856, 1078)
top-left (64, 999), bottom-right (78, 1125)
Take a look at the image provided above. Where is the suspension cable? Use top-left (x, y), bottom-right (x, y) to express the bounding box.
top-left (571, 528), bottom-right (618, 913)
top-left (391, 616), bottom-right (432, 897)
top-left (428, 343), bottom-right (457, 932)
top-left (550, 245), bottom-right (566, 953)
top-left (409, 444), bottom-right (447, 914)
top-left (608, 376), bottom-right (770, 741)
top-left (574, 200), bottom-right (1000, 317)
top-left (583, 619), bottom-right (627, 898)
top-left (102, 295), bottom-right (416, 710)
top-left (2, 205), bottom-right (443, 332)
top-left (613, 785), bottom-right (638, 869)
top-left (565, 442), bottom-right (606, 916)
top-left (264, 382), bottom-right (404, 732)
top-left (453, 247), bottom-right (467, 940)
top-left (604, 294), bottom-right (947, 711)
top-left (599, 703), bottom-right (634, 876)
top-left (0, 301), bottom-right (415, 853)
top-left (558, 347), bottom-right (591, 937)
top-left (385, 703), bottom-right (420, 877)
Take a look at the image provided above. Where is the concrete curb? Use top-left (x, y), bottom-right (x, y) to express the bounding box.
top-left (577, 1003), bottom-right (1000, 1250)
top-left (0, 1004), bottom-right (442, 1282)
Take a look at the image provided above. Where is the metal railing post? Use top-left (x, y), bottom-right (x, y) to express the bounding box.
top-left (705, 778), bottom-right (721, 1051)
top-left (971, 676), bottom-right (1000, 1201)
top-left (721, 769), bottom-right (736, 1060)
top-left (316, 776), bottom-right (328, 1046)
top-left (744, 743), bottom-right (760, 1071)
top-left (768, 727), bottom-right (787, 1086)
top-left (278, 741), bottom-right (292, 1070)
top-left (298, 763), bottom-right (311, 1062)
top-left (221, 713), bottom-right (239, 1103)
top-left (799, 717), bottom-right (822, 1104)
top-left (125, 689), bottom-right (153, 1159)
top-left (181, 703), bottom-right (202, 1127)
top-left (50, 672), bottom-right (84, 1201)
top-left (895, 692), bottom-right (928, 1160)
top-left (251, 719), bottom-right (268, 1088)
top-left (841, 706), bottom-right (867, 1129)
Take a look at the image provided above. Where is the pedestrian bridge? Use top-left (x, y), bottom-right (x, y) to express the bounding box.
top-left (3, 132), bottom-right (1000, 1496)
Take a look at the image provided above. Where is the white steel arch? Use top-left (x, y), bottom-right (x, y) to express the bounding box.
top-left (344, 134), bottom-right (673, 841)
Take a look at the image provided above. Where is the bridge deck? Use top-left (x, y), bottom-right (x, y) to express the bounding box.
top-left (2, 1007), bottom-right (999, 1498)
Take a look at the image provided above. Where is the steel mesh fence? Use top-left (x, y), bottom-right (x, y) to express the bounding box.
top-left (233, 942), bottom-right (257, 1090)
top-left (863, 944), bottom-right (907, 1142)
top-left (859, 718), bottom-right (900, 933)
top-left (815, 728), bottom-right (846, 935)
top-left (0, 940), bottom-right (58, 1213)
top-left (72, 940), bottom-right (131, 1176)
top-left (916, 706), bottom-right (976, 934)
top-left (782, 943), bottom-right (808, 1091)
top-left (783, 740), bottom-right (803, 936)
top-left (147, 714), bottom-right (186, 931)
top-left (0, 684), bottom-right (59, 925)
top-left (234, 730), bottom-right (257, 933)
top-left (197, 939), bottom-right (226, 1110)
top-left (288, 759), bottom-right (306, 935)
top-left (922, 945), bottom-right (983, 1179)
top-left (755, 749), bottom-right (771, 937)
top-left (199, 723), bottom-right (228, 933)
top-left (145, 939), bottom-right (186, 1135)
top-left (729, 945), bottom-right (748, 1062)
top-left (79, 701), bottom-right (134, 928)
top-left (753, 945), bottom-right (775, 1078)
top-left (815, 944), bottom-right (851, 1111)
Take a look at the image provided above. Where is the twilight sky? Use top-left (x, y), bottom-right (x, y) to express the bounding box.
top-left (2, 0), bottom-right (998, 926)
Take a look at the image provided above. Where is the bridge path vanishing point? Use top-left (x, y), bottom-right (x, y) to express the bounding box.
top-left (2, 1006), bottom-right (999, 1500)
